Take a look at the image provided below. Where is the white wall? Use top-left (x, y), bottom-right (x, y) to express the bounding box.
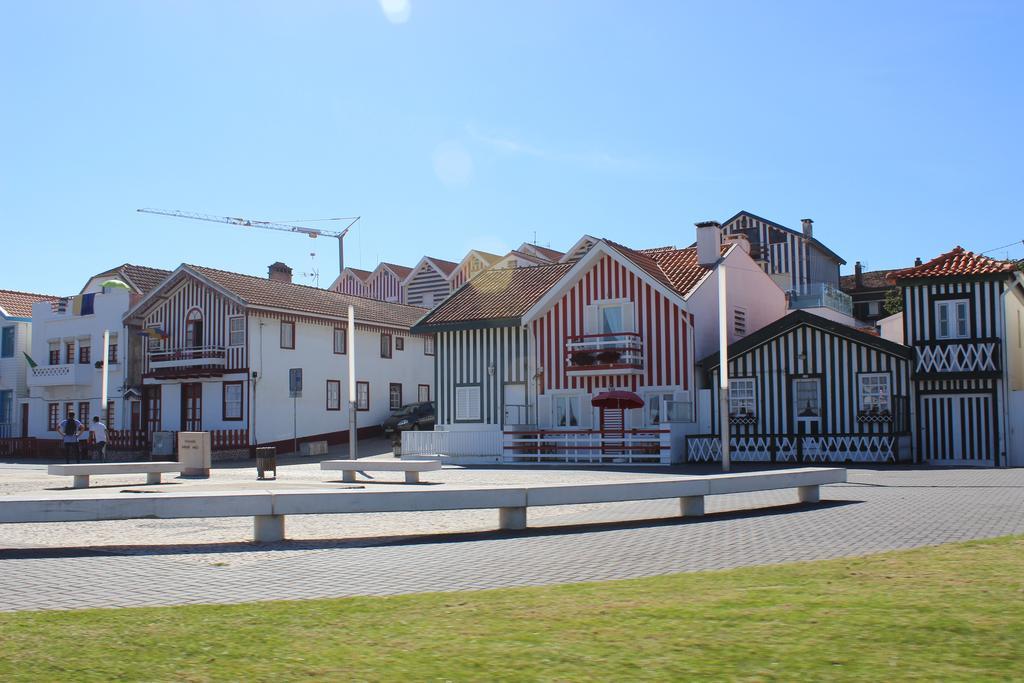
top-left (688, 247), bottom-right (788, 363)
top-left (26, 290), bottom-right (132, 437)
top-left (878, 311), bottom-right (905, 345)
top-left (247, 315), bottom-right (433, 445)
top-left (1004, 285), bottom-right (1024, 392)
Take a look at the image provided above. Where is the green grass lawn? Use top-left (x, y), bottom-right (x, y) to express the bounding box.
top-left (3, 537), bottom-right (1024, 682)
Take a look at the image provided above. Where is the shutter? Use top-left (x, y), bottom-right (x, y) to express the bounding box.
top-left (537, 395), bottom-right (552, 428)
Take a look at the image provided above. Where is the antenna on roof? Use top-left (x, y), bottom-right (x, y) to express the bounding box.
top-left (979, 239), bottom-right (1024, 256)
top-left (300, 252), bottom-right (320, 288)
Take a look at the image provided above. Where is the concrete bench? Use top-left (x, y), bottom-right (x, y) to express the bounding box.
top-left (320, 459), bottom-right (442, 484)
top-left (3, 467), bottom-right (846, 543)
top-left (47, 462), bottom-right (182, 489)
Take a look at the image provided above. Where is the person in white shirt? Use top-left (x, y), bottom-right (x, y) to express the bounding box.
top-left (90, 416), bottom-right (108, 462)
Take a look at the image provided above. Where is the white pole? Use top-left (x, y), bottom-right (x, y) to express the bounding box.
top-left (718, 262), bottom-right (730, 472)
top-left (348, 305), bottom-right (357, 460)
top-left (101, 330), bottom-right (110, 419)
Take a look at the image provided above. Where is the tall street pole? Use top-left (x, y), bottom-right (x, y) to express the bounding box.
top-left (718, 262), bottom-right (731, 472)
top-left (101, 330), bottom-right (110, 420)
top-left (348, 305), bottom-right (357, 460)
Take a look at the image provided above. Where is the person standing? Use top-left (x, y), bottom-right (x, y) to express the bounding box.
top-left (55, 412), bottom-right (83, 464)
top-left (89, 415), bottom-right (108, 462)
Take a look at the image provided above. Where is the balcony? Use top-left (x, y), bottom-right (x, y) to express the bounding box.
top-left (27, 363), bottom-right (94, 387)
top-left (914, 339), bottom-right (1001, 378)
top-left (565, 333), bottom-right (644, 375)
top-left (148, 346), bottom-right (227, 369)
top-left (787, 283), bottom-right (854, 318)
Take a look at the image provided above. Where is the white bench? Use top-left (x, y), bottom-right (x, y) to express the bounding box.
top-left (3, 467), bottom-right (846, 543)
top-left (47, 462), bottom-right (182, 489)
top-left (320, 459), bottom-right (442, 484)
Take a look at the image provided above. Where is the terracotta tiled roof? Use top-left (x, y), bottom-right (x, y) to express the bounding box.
top-left (90, 264), bottom-right (172, 294)
top-left (887, 246), bottom-right (1016, 282)
top-left (347, 268), bottom-right (372, 281)
top-left (379, 262), bottom-right (413, 280)
top-left (427, 257), bottom-right (459, 276)
top-left (530, 245), bottom-right (565, 261)
top-left (0, 289), bottom-right (60, 319)
top-left (608, 240), bottom-right (728, 297)
top-left (415, 263), bottom-right (572, 327)
top-left (187, 265), bottom-right (427, 328)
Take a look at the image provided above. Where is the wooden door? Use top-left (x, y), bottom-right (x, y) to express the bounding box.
top-left (143, 386), bottom-right (162, 435)
top-left (20, 403), bottom-right (29, 438)
top-left (792, 378), bottom-right (822, 436)
top-left (181, 383), bottom-right (202, 432)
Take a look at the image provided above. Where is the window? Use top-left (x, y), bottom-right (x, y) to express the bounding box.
top-left (48, 403), bottom-right (59, 431)
top-left (48, 343), bottom-right (60, 366)
top-left (65, 342), bottom-right (75, 364)
top-left (228, 316), bottom-right (245, 347)
top-left (424, 336), bottom-right (435, 356)
top-left (280, 321), bottom-right (295, 349)
top-left (728, 378), bottom-right (756, 416)
top-left (793, 379), bottom-right (821, 418)
top-left (78, 344), bottom-right (91, 364)
top-left (64, 402), bottom-right (74, 423)
top-left (0, 390), bottom-right (11, 425)
top-left (356, 381), bottom-right (369, 411)
top-left (395, 337), bottom-right (404, 351)
top-left (733, 308), bottom-right (747, 337)
top-left (455, 385), bottom-right (481, 421)
top-left (185, 309), bottom-right (203, 349)
top-left (600, 304), bottom-right (626, 334)
top-left (647, 392), bottom-right (674, 425)
top-left (380, 334), bottom-right (392, 358)
top-left (108, 338), bottom-right (118, 364)
top-left (106, 400), bottom-right (115, 430)
top-left (859, 374), bottom-right (891, 413)
top-left (418, 384), bottom-right (431, 402)
top-left (936, 300), bottom-right (969, 340)
top-left (867, 301), bottom-right (881, 317)
top-left (333, 327), bottom-right (346, 355)
top-left (223, 382), bottom-right (243, 420)
top-left (552, 395), bottom-right (581, 427)
top-left (146, 325), bottom-right (164, 351)
top-left (78, 401), bottom-right (90, 424)
top-left (326, 380), bottom-right (341, 411)
top-left (389, 383), bottom-right (403, 411)
top-left (0, 327), bottom-right (13, 358)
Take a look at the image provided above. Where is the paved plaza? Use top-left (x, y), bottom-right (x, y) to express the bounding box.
top-left (2, 442), bottom-right (1023, 612)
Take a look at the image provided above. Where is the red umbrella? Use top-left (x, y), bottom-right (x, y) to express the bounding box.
top-left (591, 391), bottom-right (644, 410)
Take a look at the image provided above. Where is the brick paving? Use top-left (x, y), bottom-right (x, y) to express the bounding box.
top-left (2, 465), bottom-right (1024, 612)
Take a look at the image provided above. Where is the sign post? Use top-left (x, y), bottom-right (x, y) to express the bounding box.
top-left (348, 305), bottom-right (357, 460)
top-left (289, 368), bottom-right (302, 455)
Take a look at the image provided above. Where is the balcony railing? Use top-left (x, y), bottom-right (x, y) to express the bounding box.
top-left (565, 332), bottom-right (643, 374)
top-left (914, 339), bottom-right (1001, 376)
top-left (787, 283), bottom-right (854, 317)
top-left (27, 363), bottom-right (93, 387)
top-left (148, 346), bottom-right (227, 369)
top-left (504, 428), bottom-right (670, 465)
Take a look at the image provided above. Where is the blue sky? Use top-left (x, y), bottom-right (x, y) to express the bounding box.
top-left (2, 1), bottom-right (1021, 295)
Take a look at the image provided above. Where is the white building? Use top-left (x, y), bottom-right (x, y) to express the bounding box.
top-left (25, 265), bottom-right (171, 443)
top-left (1, 289), bottom-right (59, 440)
top-left (124, 262), bottom-right (433, 453)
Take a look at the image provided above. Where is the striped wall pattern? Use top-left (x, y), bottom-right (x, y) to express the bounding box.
top-left (531, 253), bottom-right (692, 395)
top-left (902, 279), bottom-right (1007, 465)
top-left (449, 255), bottom-right (489, 290)
top-left (141, 276), bottom-right (246, 372)
top-left (436, 326), bottom-right (529, 426)
top-left (720, 215), bottom-right (842, 292)
top-left (366, 268), bottom-right (404, 303)
top-left (333, 273), bottom-right (370, 298)
top-left (405, 264), bottom-right (451, 308)
top-left (707, 323), bottom-right (910, 436)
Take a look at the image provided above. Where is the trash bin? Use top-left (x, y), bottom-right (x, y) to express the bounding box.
top-left (256, 446), bottom-right (277, 480)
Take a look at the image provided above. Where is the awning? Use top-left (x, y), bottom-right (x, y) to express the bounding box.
top-left (591, 391), bottom-right (644, 410)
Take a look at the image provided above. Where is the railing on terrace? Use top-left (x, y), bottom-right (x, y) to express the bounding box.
top-left (565, 332), bottom-right (644, 373)
top-left (401, 430), bottom-right (503, 458)
top-left (687, 433), bottom-right (900, 464)
top-left (148, 346), bottom-right (227, 368)
top-left (504, 428), bottom-right (670, 465)
top-left (914, 339), bottom-right (1001, 375)
top-left (787, 283), bottom-right (853, 317)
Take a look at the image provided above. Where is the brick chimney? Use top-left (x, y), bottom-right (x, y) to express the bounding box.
top-left (855, 261), bottom-right (863, 288)
top-left (695, 221), bottom-right (723, 267)
top-left (268, 262), bottom-right (293, 284)
top-left (801, 218), bottom-right (814, 239)
top-left (914, 257), bottom-right (922, 267)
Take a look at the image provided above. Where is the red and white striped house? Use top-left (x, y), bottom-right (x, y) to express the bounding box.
top-left (410, 224), bottom-right (787, 464)
top-left (330, 267), bottom-right (372, 298)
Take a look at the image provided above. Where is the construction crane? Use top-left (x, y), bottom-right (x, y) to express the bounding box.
top-left (137, 208), bottom-right (360, 276)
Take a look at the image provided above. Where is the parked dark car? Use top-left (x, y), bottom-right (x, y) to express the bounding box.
top-left (382, 401), bottom-right (435, 440)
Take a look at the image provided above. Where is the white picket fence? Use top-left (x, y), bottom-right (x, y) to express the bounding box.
top-left (502, 429), bottom-right (671, 465)
top-left (687, 434), bottom-right (896, 464)
top-left (401, 430), bottom-right (503, 459)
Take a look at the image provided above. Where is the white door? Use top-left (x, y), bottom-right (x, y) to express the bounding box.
top-left (919, 394), bottom-right (996, 465)
top-left (503, 383), bottom-right (527, 426)
top-left (792, 378), bottom-right (822, 435)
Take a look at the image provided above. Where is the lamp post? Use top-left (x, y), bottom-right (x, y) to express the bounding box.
top-left (348, 305), bottom-right (357, 460)
top-left (717, 262), bottom-right (731, 472)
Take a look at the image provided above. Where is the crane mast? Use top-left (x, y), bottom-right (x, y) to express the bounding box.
top-left (137, 208), bottom-right (359, 276)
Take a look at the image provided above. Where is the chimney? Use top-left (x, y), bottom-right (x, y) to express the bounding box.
top-left (914, 257), bottom-right (922, 267)
top-left (268, 262), bottom-right (293, 284)
top-left (695, 221), bottom-right (723, 267)
top-left (855, 261), bottom-right (863, 288)
top-left (722, 233), bottom-right (751, 255)
top-left (801, 218), bottom-right (814, 239)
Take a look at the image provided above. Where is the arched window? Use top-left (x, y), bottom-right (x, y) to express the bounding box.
top-left (185, 308), bottom-right (204, 349)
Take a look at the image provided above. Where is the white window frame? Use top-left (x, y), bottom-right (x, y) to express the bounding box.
top-left (646, 392), bottom-right (674, 425)
top-left (454, 385), bottom-right (482, 422)
top-left (326, 380), bottom-right (341, 411)
top-left (935, 299), bottom-right (969, 340)
top-left (728, 378), bottom-right (756, 416)
top-left (223, 382), bottom-right (243, 420)
top-left (552, 395), bottom-right (582, 428)
top-left (228, 316), bottom-right (245, 347)
top-left (280, 320), bottom-right (295, 349)
top-left (356, 381), bottom-right (370, 411)
top-left (333, 327), bottom-right (347, 355)
top-left (858, 373), bottom-right (892, 413)
top-left (596, 300), bottom-right (633, 335)
top-left (424, 336), bottom-right (435, 356)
